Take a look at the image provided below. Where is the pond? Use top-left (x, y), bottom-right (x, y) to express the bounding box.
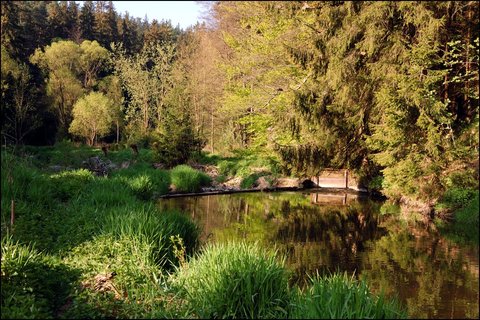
top-left (158, 190), bottom-right (479, 319)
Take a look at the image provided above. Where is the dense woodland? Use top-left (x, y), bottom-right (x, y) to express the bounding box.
top-left (1, 1), bottom-right (479, 202)
top-left (1, 2), bottom-right (479, 318)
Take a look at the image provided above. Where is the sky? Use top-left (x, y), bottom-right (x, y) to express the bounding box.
top-left (111, 1), bottom-right (206, 30)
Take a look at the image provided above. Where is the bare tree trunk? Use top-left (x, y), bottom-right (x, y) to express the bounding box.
top-left (211, 110), bottom-right (214, 153)
top-left (464, 3), bottom-right (472, 109)
top-left (116, 120), bottom-right (119, 144)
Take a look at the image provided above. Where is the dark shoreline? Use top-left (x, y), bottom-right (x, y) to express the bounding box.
top-left (157, 186), bottom-right (372, 199)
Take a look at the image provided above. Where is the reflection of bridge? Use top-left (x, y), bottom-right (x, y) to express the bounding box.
top-left (309, 192), bottom-right (358, 205)
top-left (306, 169), bottom-right (367, 192)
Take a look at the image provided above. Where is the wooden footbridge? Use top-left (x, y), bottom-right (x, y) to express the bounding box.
top-left (305, 169), bottom-right (367, 192)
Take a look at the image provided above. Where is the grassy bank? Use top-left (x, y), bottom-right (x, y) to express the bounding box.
top-left (195, 149), bottom-right (282, 189)
top-left (1, 145), bottom-right (407, 318)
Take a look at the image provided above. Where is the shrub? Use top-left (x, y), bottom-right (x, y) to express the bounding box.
top-left (368, 175), bottom-right (384, 192)
top-left (446, 192), bottom-right (479, 244)
top-left (240, 173), bottom-right (262, 189)
top-left (152, 112), bottom-right (205, 168)
top-left (440, 188), bottom-right (477, 209)
top-left (170, 165), bottom-right (211, 193)
top-left (215, 174), bottom-right (227, 184)
top-left (170, 241), bottom-right (290, 319)
top-left (289, 272), bottom-right (407, 319)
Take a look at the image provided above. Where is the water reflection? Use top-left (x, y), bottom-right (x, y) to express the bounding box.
top-left (158, 191), bottom-right (479, 319)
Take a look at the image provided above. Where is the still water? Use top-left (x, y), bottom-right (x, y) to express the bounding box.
top-left (158, 191), bottom-right (479, 319)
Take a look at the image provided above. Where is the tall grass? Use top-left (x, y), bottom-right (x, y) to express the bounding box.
top-left (111, 163), bottom-right (171, 199)
top-left (2, 147), bottom-right (409, 319)
top-left (101, 207), bottom-right (200, 269)
top-left (1, 235), bottom-right (78, 319)
top-left (62, 234), bottom-right (171, 319)
top-left (289, 272), bottom-right (407, 319)
top-left (170, 241), bottom-right (290, 319)
top-left (170, 165), bottom-right (211, 193)
top-left (217, 150), bottom-right (281, 178)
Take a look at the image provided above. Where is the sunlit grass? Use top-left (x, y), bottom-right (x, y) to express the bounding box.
top-left (1, 148), bottom-right (409, 319)
top-left (170, 241), bottom-right (290, 319)
top-left (170, 164), bottom-right (211, 192)
top-left (289, 272), bottom-right (407, 319)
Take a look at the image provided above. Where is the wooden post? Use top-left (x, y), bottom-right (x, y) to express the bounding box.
top-left (345, 169), bottom-right (349, 189)
top-left (11, 200), bottom-right (15, 227)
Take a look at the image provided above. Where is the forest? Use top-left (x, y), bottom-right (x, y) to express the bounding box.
top-left (1, 1), bottom-right (479, 319)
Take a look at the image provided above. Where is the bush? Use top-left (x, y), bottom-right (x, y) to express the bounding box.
top-left (152, 112), bottom-right (205, 168)
top-left (368, 175), bottom-right (384, 192)
top-left (170, 165), bottom-right (211, 193)
top-left (170, 241), bottom-right (290, 319)
top-left (444, 192), bottom-right (480, 245)
top-left (289, 272), bottom-right (407, 319)
top-left (240, 173), bottom-right (262, 189)
top-left (441, 188), bottom-right (477, 209)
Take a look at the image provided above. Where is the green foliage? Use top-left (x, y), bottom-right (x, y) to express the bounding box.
top-left (170, 165), bottom-right (211, 193)
top-left (443, 168), bottom-right (479, 190)
top-left (440, 188), bottom-right (477, 209)
top-left (69, 91), bottom-right (115, 145)
top-left (170, 241), bottom-right (290, 319)
top-left (101, 208), bottom-right (200, 269)
top-left (112, 42), bottom-right (176, 136)
top-left (127, 175), bottom-right (154, 200)
top-left (1, 236), bottom-right (79, 319)
top-left (49, 169), bottom-right (94, 201)
top-left (218, 151), bottom-right (281, 178)
top-left (240, 173), bottom-right (263, 189)
top-left (448, 193), bottom-right (479, 244)
top-left (215, 174), bottom-right (227, 184)
top-left (289, 272), bottom-right (407, 319)
top-left (1, 148), bottom-right (202, 317)
top-left (368, 176), bottom-right (384, 192)
top-left (62, 234), bottom-right (171, 319)
top-left (379, 201), bottom-right (401, 216)
top-left (153, 111), bottom-right (205, 168)
top-left (436, 189), bottom-right (479, 245)
top-left (437, 168), bottom-right (478, 210)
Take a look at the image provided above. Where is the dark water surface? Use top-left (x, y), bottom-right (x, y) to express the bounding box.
top-left (158, 191), bottom-right (479, 319)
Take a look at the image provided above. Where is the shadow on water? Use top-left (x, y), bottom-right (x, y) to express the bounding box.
top-left (158, 191), bottom-right (479, 319)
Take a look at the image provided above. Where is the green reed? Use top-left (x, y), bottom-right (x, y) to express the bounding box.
top-left (170, 241), bottom-right (290, 319)
top-left (170, 164), bottom-right (211, 193)
top-left (288, 272), bottom-right (407, 319)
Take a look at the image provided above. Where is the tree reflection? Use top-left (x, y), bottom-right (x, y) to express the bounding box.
top-left (360, 218), bottom-right (479, 319)
top-left (158, 191), bottom-right (479, 318)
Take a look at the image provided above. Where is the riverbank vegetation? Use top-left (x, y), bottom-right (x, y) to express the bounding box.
top-left (2, 1), bottom-right (477, 206)
top-left (1, 149), bottom-right (407, 318)
top-left (1, 1), bottom-right (478, 318)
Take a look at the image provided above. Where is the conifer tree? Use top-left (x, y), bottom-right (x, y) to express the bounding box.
top-left (80, 0), bottom-right (95, 40)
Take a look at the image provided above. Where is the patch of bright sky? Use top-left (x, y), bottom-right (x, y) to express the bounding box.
top-left (112, 1), bottom-right (205, 30)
